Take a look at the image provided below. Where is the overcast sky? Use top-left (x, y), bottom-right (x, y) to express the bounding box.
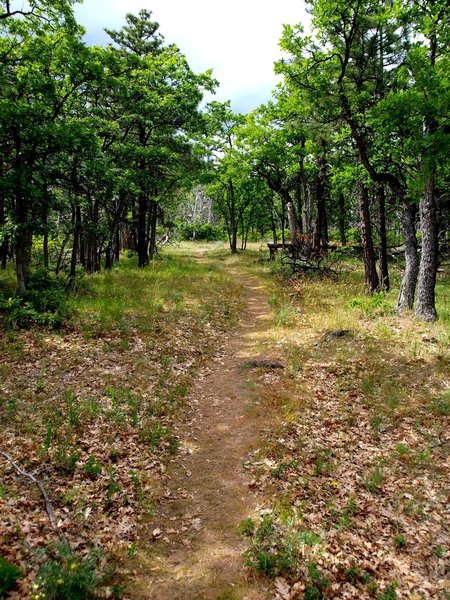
top-left (74, 0), bottom-right (310, 114)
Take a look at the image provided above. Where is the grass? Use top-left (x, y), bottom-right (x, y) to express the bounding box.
top-left (0, 245), bottom-right (242, 596)
top-left (237, 247), bottom-right (449, 599)
top-left (0, 242), bottom-right (448, 598)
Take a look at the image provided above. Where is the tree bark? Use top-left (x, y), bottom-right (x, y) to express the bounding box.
top-left (0, 196), bottom-right (8, 269)
top-left (358, 181), bottom-right (379, 293)
top-left (15, 229), bottom-right (33, 296)
top-left (68, 204), bottom-right (81, 288)
top-left (377, 184), bottom-right (390, 291)
top-left (228, 179), bottom-right (237, 253)
top-left (338, 193), bottom-right (346, 246)
top-left (148, 200), bottom-right (158, 260)
top-left (313, 144), bottom-right (328, 253)
top-left (287, 202), bottom-right (298, 242)
top-left (137, 192), bottom-right (149, 266)
top-left (415, 175), bottom-right (438, 320)
top-left (397, 203), bottom-right (419, 312)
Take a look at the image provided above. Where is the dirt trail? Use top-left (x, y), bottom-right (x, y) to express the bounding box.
top-left (128, 255), bottom-right (275, 600)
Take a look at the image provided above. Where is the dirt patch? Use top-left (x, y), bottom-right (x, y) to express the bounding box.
top-left (126, 262), bottom-right (276, 599)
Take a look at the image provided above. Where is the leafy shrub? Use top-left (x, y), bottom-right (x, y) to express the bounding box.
top-left (241, 514), bottom-right (297, 576)
top-left (346, 227), bottom-right (361, 245)
top-left (240, 514), bottom-right (321, 579)
top-left (349, 291), bottom-right (392, 317)
top-left (0, 557), bottom-right (22, 598)
top-left (53, 439), bottom-right (79, 475)
top-left (34, 543), bottom-right (109, 600)
top-left (84, 455), bottom-right (103, 479)
top-left (177, 221), bottom-right (224, 241)
top-left (0, 268), bottom-right (69, 328)
top-left (138, 418), bottom-right (177, 451)
top-left (305, 563), bottom-right (330, 600)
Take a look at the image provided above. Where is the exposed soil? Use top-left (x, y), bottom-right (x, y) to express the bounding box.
top-left (127, 258), bottom-right (275, 599)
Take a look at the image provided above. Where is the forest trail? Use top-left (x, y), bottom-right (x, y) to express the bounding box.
top-left (128, 251), bottom-right (275, 600)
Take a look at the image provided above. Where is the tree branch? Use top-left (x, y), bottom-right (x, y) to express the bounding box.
top-left (0, 451), bottom-right (68, 544)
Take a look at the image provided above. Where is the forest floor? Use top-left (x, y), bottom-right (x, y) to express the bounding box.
top-left (0, 242), bottom-right (449, 600)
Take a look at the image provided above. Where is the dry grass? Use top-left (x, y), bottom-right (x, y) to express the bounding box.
top-left (0, 250), bottom-right (242, 597)
top-left (238, 252), bottom-right (449, 599)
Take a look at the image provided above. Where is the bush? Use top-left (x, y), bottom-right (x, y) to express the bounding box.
top-left (177, 221), bottom-right (224, 241)
top-left (346, 227), bottom-right (361, 246)
top-left (0, 557), bottom-right (22, 598)
top-left (34, 543), bottom-right (109, 600)
top-left (349, 291), bottom-right (392, 317)
top-left (240, 514), bottom-right (322, 579)
top-left (0, 268), bottom-right (69, 328)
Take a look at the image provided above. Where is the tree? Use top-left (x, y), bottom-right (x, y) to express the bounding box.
top-left (106, 10), bottom-right (214, 266)
top-left (277, 0), bottom-right (449, 316)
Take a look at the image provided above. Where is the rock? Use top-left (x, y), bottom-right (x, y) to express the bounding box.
top-left (241, 359), bottom-right (284, 370)
top-left (324, 329), bottom-right (351, 341)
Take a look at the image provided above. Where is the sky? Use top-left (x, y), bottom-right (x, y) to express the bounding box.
top-left (74, 0), bottom-right (310, 114)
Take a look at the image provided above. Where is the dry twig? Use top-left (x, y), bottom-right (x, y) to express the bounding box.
top-left (0, 450), bottom-right (68, 544)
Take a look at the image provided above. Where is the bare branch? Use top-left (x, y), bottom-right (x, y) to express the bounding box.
top-left (0, 450), bottom-right (68, 544)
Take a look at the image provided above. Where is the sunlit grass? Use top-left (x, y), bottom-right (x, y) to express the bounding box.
top-left (69, 252), bottom-right (241, 336)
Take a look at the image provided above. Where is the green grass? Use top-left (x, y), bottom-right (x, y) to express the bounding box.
top-left (69, 253), bottom-right (240, 336)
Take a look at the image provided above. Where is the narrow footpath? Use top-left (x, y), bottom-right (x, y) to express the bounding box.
top-left (128, 255), bottom-right (276, 599)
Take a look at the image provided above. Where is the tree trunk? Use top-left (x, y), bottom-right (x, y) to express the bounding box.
top-left (358, 181), bottom-right (379, 293)
top-left (68, 204), bottom-right (81, 288)
top-left (55, 232), bottom-right (70, 276)
top-left (228, 179), bottom-right (237, 253)
top-left (304, 184), bottom-right (313, 236)
top-left (295, 162), bottom-right (304, 233)
top-left (268, 195), bottom-right (278, 245)
top-left (397, 203), bottom-right (419, 312)
top-left (287, 202), bottom-right (298, 242)
top-left (415, 175), bottom-right (438, 320)
top-left (148, 201), bottom-right (158, 260)
top-left (314, 146), bottom-right (328, 253)
top-left (15, 229), bottom-right (33, 296)
top-left (377, 184), bottom-right (390, 291)
top-left (338, 193), bottom-right (346, 246)
top-left (0, 196), bottom-right (8, 269)
top-left (415, 20), bottom-right (439, 321)
top-left (313, 176), bottom-right (325, 254)
top-left (137, 192), bottom-right (148, 266)
top-left (43, 230), bottom-right (49, 270)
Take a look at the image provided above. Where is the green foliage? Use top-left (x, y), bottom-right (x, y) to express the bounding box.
top-left (305, 563), bottom-right (329, 600)
top-left (53, 438), bottom-right (79, 475)
top-left (238, 517), bottom-right (255, 537)
top-left (0, 269), bottom-right (69, 328)
top-left (34, 543), bottom-right (109, 600)
top-left (241, 513), bottom-right (322, 579)
top-left (138, 418), bottom-right (178, 453)
top-left (428, 391), bottom-right (450, 416)
top-left (349, 292), bottom-right (392, 317)
top-left (379, 581), bottom-right (398, 600)
top-left (268, 293), bottom-right (298, 327)
top-left (84, 455), bottom-right (103, 479)
top-left (178, 221), bottom-right (224, 241)
top-left (364, 466), bottom-right (384, 493)
top-left (0, 557), bottom-right (22, 598)
top-left (394, 534), bottom-right (406, 549)
top-left (242, 514), bottom-right (298, 576)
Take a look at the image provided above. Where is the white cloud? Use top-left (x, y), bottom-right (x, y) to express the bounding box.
top-left (75, 0), bottom-right (310, 112)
